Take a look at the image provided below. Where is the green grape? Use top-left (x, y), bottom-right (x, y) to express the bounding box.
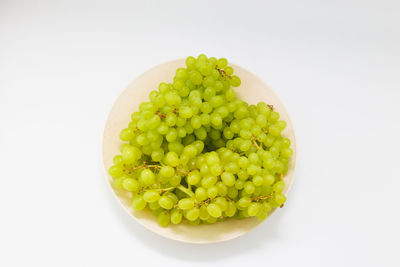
top-left (186, 208), bottom-right (200, 221)
top-left (205, 216), bottom-right (218, 224)
top-left (200, 113), bottom-right (210, 125)
top-left (225, 162), bottom-right (239, 174)
top-left (194, 127), bottom-right (207, 140)
top-left (180, 153), bottom-right (190, 165)
top-left (221, 172), bottom-right (236, 186)
top-left (210, 96), bottom-right (225, 108)
top-left (269, 111), bottom-right (280, 123)
top-left (207, 186), bottom-right (219, 199)
top-left (165, 152), bottom-right (179, 167)
top-left (244, 181), bottom-right (255, 194)
top-left (122, 145), bottom-right (141, 163)
top-left (201, 175), bottom-right (217, 188)
top-left (200, 164), bottom-right (209, 175)
top-left (187, 170), bottom-right (201, 185)
top-left (200, 102), bottom-right (212, 115)
top-left (122, 178), bottom-right (139, 192)
top-left (252, 175), bottom-right (264, 186)
top-left (238, 196), bottom-right (251, 207)
top-left (210, 129), bottom-right (221, 140)
top-left (195, 187), bottom-right (208, 201)
top-left (225, 201), bottom-right (237, 217)
top-left (183, 145), bottom-right (197, 158)
top-left (175, 68), bottom-right (188, 80)
top-left (158, 211), bottom-right (170, 227)
top-left (191, 115), bottom-right (202, 129)
top-left (227, 187), bottom-right (238, 199)
top-left (189, 70), bottom-right (202, 85)
top-left (151, 148), bottom-right (164, 162)
top-left (168, 141), bottom-right (184, 155)
top-left (158, 195), bottom-right (174, 210)
top-left (166, 128), bottom-right (178, 142)
top-left (171, 209), bottom-right (183, 224)
top-left (184, 123), bottom-right (194, 134)
top-left (178, 198), bottom-right (195, 210)
top-left (143, 190), bottom-right (160, 203)
top-left (235, 179), bottom-right (245, 190)
top-left (206, 152), bottom-right (220, 165)
top-left (192, 140), bottom-right (204, 153)
top-left (207, 203), bottom-right (222, 218)
top-left (215, 182), bottom-right (228, 196)
top-left (216, 58), bottom-right (228, 68)
top-left (113, 155), bottom-right (123, 165)
top-left (140, 169), bottom-right (155, 186)
top-left (209, 164), bottom-right (223, 176)
top-left (263, 174), bottom-right (275, 186)
top-left (169, 175), bottom-right (181, 187)
top-left (120, 128), bottom-right (135, 141)
top-left (199, 205), bottom-right (210, 220)
top-left (166, 113), bottom-right (177, 126)
top-left (186, 56), bottom-right (196, 69)
top-left (131, 195), bottom-right (146, 211)
top-left (214, 197), bottom-right (228, 211)
top-left (158, 82), bottom-right (170, 93)
top-left (275, 193), bottom-right (287, 205)
top-left (223, 127), bottom-right (234, 139)
top-left (281, 147), bottom-right (293, 158)
top-left (148, 115), bottom-right (161, 129)
top-left (247, 203), bottom-right (260, 216)
top-left (108, 165), bottom-right (123, 178)
top-left (272, 181), bottom-right (285, 193)
top-left (237, 170), bottom-right (249, 181)
top-left (165, 192), bottom-right (178, 204)
top-left (179, 105), bottom-right (193, 118)
top-left (159, 166), bottom-right (174, 178)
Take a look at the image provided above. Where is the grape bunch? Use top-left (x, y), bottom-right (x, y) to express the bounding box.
top-left (108, 55), bottom-right (293, 227)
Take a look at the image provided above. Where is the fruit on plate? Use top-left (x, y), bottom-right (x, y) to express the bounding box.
top-left (109, 55), bottom-right (293, 226)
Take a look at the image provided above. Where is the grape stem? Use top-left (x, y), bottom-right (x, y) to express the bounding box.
top-left (251, 138), bottom-right (263, 150)
top-left (156, 111), bottom-right (166, 118)
top-left (129, 163), bottom-right (161, 171)
top-left (176, 185), bottom-right (195, 198)
top-left (253, 194), bottom-right (273, 201)
top-left (158, 187), bottom-right (175, 192)
top-left (215, 67), bottom-right (232, 79)
top-left (176, 167), bottom-right (189, 176)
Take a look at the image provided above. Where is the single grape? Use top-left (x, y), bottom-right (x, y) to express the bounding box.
top-left (199, 205), bottom-right (210, 220)
top-left (158, 195), bottom-right (174, 210)
top-left (247, 203), bottom-right (260, 216)
top-left (131, 195), bottom-right (147, 210)
top-left (187, 170), bottom-right (201, 185)
top-left (143, 190), bottom-right (160, 203)
top-left (207, 203), bottom-right (222, 218)
top-left (170, 209), bottom-right (183, 224)
top-left (178, 198), bottom-right (195, 210)
top-left (140, 169), bottom-right (155, 186)
top-left (186, 208), bottom-right (200, 221)
top-left (207, 186), bottom-right (219, 199)
top-left (158, 211), bottom-right (170, 227)
top-left (122, 178), bottom-right (139, 192)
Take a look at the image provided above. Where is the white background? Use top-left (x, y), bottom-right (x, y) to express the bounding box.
top-left (1, 0), bottom-right (399, 266)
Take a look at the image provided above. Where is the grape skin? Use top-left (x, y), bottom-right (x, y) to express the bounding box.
top-left (109, 55), bottom-right (292, 227)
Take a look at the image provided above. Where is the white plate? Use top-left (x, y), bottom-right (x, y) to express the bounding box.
top-left (102, 59), bottom-right (297, 243)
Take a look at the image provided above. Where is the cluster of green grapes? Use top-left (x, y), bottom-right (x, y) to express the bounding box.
top-left (108, 55), bottom-right (293, 227)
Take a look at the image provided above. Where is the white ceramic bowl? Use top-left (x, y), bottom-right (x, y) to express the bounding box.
top-left (102, 59), bottom-right (296, 243)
